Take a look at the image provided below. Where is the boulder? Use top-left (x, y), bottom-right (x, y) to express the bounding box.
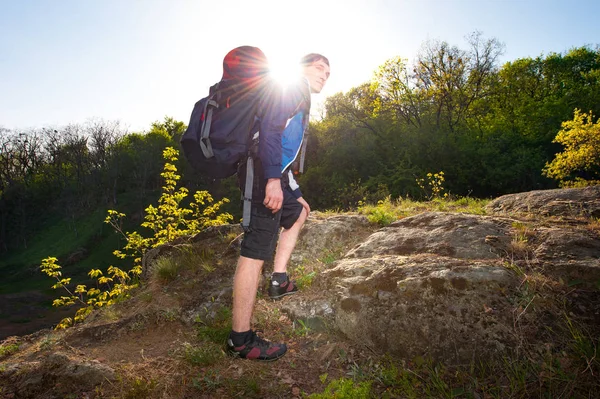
top-left (347, 212), bottom-right (510, 260)
top-left (2, 352), bottom-right (115, 398)
top-left (322, 255), bottom-right (517, 363)
top-left (486, 185), bottom-right (600, 218)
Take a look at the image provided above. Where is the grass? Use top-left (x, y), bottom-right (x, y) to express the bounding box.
top-left (181, 342), bottom-right (225, 367)
top-left (0, 343), bottom-right (19, 358)
top-left (357, 195), bottom-right (489, 226)
top-left (195, 306), bottom-right (232, 344)
top-left (192, 371), bottom-right (261, 397)
top-left (151, 246), bottom-right (216, 284)
top-left (152, 256), bottom-right (181, 283)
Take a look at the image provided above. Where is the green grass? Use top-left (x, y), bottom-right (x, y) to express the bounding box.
top-left (195, 306), bottom-right (232, 344)
top-left (309, 378), bottom-right (371, 399)
top-left (357, 196), bottom-right (489, 226)
top-left (0, 192), bottom-right (153, 295)
top-left (0, 343), bottom-right (19, 358)
top-left (182, 342), bottom-right (225, 367)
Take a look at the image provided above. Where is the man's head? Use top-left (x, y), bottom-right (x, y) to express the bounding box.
top-left (300, 53), bottom-right (330, 94)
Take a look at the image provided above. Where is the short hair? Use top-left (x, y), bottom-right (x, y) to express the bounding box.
top-left (300, 53), bottom-right (329, 67)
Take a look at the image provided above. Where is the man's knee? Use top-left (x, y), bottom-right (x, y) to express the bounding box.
top-left (286, 207), bottom-right (307, 231)
top-left (297, 207), bottom-right (308, 225)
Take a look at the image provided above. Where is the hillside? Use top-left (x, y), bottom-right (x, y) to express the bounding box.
top-left (1, 186), bottom-right (599, 398)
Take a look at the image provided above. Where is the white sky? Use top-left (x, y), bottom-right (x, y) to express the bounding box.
top-left (1, 0), bottom-right (598, 132)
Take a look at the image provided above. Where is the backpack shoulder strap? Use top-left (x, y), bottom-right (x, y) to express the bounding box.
top-left (199, 82), bottom-right (227, 158)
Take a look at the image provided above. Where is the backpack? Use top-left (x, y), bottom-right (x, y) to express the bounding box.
top-left (180, 46), bottom-right (269, 179)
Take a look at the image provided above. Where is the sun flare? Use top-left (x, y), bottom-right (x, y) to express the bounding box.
top-left (268, 56), bottom-right (302, 86)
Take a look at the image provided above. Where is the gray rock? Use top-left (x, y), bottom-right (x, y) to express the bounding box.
top-left (321, 255), bottom-right (517, 363)
top-left (486, 185), bottom-right (600, 218)
top-left (347, 212), bottom-right (510, 260)
top-left (2, 352), bottom-right (115, 398)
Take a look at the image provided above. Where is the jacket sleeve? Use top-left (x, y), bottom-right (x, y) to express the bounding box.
top-left (256, 79), bottom-right (307, 180)
top-left (256, 80), bottom-right (287, 179)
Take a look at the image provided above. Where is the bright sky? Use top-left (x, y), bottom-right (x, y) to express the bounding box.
top-left (1, 0), bottom-right (598, 132)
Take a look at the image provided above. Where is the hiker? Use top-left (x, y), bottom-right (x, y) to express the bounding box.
top-left (227, 53), bottom-right (331, 361)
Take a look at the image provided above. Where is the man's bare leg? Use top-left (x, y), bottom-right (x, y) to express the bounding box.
top-left (232, 256), bottom-right (264, 332)
top-left (273, 208), bottom-right (308, 274)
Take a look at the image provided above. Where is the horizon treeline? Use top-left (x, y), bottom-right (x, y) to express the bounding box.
top-left (1, 34), bottom-right (599, 253)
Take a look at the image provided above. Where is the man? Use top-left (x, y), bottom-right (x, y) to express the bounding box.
top-left (227, 53), bottom-right (330, 361)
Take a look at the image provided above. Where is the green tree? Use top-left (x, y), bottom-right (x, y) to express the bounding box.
top-left (543, 109), bottom-right (600, 186)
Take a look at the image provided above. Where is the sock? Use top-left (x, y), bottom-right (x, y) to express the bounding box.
top-left (271, 272), bottom-right (288, 285)
top-left (229, 329), bottom-right (253, 346)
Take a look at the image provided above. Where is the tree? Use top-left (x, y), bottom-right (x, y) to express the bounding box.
top-left (543, 109), bottom-right (600, 186)
top-left (413, 32), bottom-right (504, 133)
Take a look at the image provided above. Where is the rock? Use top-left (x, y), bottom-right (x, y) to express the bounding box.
top-left (295, 214), bottom-right (373, 261)
top-left (486, 185), bottom-right (600, 218)
top-left (1, 352), bottom-right (115, 398)
top-left (321, 255), bottom-right (517, 363)
top-left (278, 298), bottom-right (334, 332)
top-left (347, 212), bottom-right (510, 260)
top-left (533, 228), bottom-right (600, 261)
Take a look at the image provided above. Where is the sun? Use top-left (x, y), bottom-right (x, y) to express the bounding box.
top-left (268, 56), bottom-right (302, 86)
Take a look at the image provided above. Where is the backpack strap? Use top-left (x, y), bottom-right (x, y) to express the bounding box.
top-left (199, 82), bottom-right (222, 159)
top-left (199, 98), bottom-right (218, 158)
top-left (296, 79), bottom-right (312, 174)
top-left (241, 155), bottom-right (254, 231)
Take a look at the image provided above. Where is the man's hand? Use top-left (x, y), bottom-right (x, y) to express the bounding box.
top-left (264, 178), bottom-right (283, 213)
top-left (297, 196), bottom-right (311, 217)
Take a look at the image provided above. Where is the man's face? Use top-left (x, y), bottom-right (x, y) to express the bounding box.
top-left (303, 59), bottom-right (330, 94)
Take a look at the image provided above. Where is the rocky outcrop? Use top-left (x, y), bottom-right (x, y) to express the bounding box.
top-left (315, 212), bottom-right (519, 363)
top-left (1, 352), bottom-right (115, 398)
top-left (346, 212), bottom-right (509, 259)
top-left (486, 185), bottom-right (600, 218)
top-left (285, 200), bottom-right (600, 363)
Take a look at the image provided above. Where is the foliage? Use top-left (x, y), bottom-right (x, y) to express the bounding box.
top-left (105, 147), bottom-right (232, 271)
top-left (195, 306), bottom-right (232, 344)
top-left (40, 256), bottom-right (137, 329)
top-left (152, 256), bottom-right (181, 283)
top-left (0, 343), bottom-right (19, 358)
top-left (294, 264), bottom-right (318, 289)
top-left (358, 196), bottom-right (399, 226)
top-left (181, 342), bottom-right (224, 367)
top-left (40, 147), bottom-right (232, 328)
top-left (416, 171), bottom-right (448, 200)
top-left (309, 377), bottom-right (372, 399)
top-left (543, 109), bottom-right (600, 186)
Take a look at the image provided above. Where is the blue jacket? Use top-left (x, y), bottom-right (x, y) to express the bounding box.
top-left (257, 78), bottom-right (311, 198)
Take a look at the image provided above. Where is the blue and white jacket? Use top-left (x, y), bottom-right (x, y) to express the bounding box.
top-left (257, 78), bottom-right (311, 198)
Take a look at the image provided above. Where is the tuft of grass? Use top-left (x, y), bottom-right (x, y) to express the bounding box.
top-left (39, 335), bottom-right (59, 351)
top-left (122, 376), bottom-right (158, 399)
top-left (294, 264), bottom-right (318, 289)
top-left (176, 245), bottom-right (216, 273)
top-left (585, 217), bottom-right (600, 232)
top-left (292, 319), bottom-right (311, 337)
top-left (0, 343), bottom-right (19, 358)
top-left (181, 342), bottom-right (224, 367)
top-left (157, 308), bottom-right (179, 322)
top-left (195, 306), bottom-right (232, 344)
top-left (309, 377), bottom-right (371, 399)
top-left (151, 256), bottom-right (181, 283)
top-left (358, 196), bottom-right (400, 226)
top-left (152, 245), bottom-right (218, 285)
